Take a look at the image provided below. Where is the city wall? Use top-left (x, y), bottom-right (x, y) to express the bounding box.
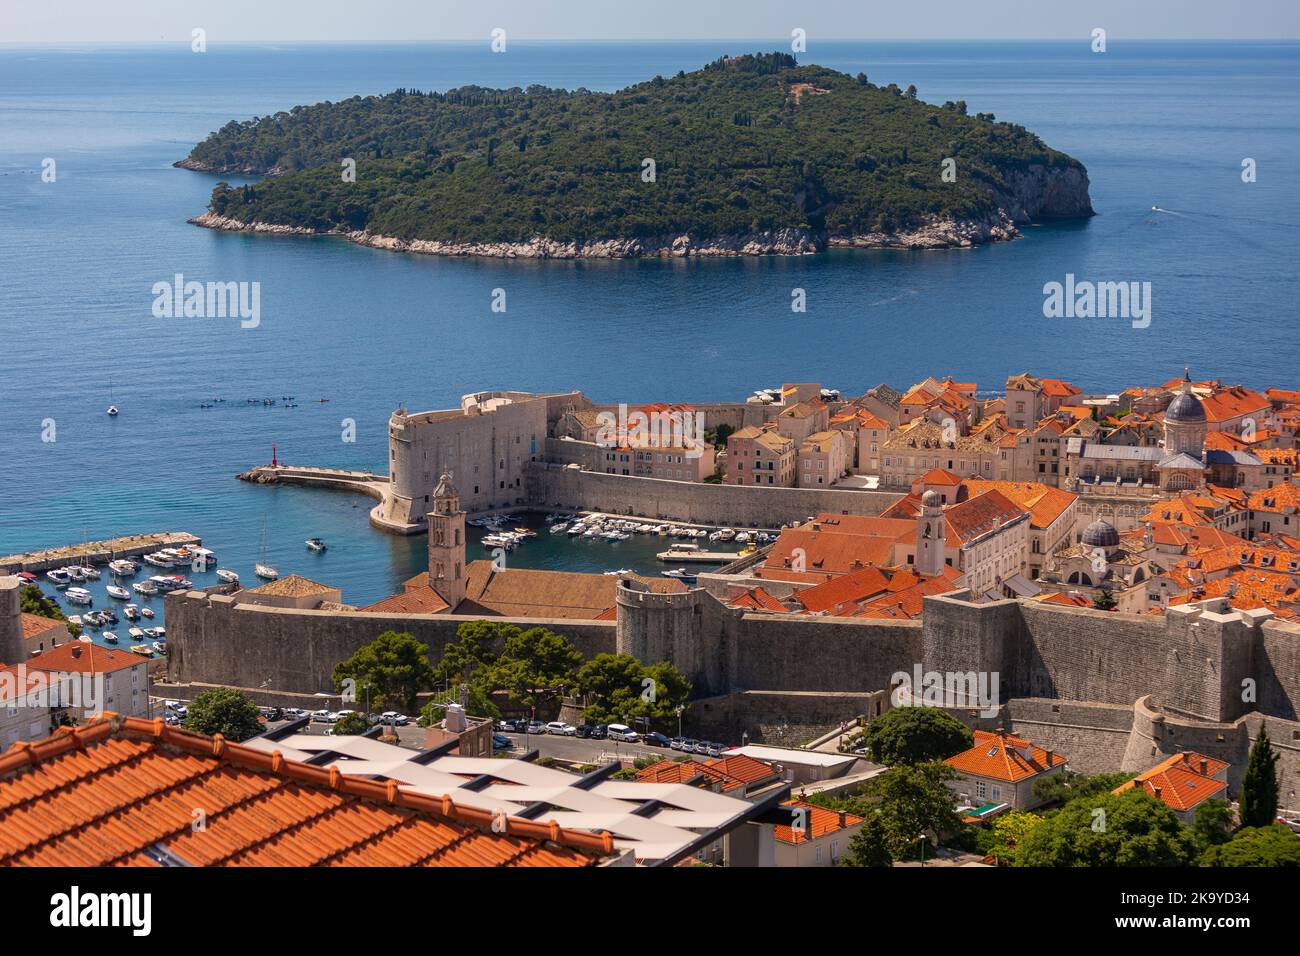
top-left (528, 465), bottom-right (901, 527)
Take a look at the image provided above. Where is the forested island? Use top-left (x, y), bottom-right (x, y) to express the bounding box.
top-left (180, 52), bottom-right (1094, 258)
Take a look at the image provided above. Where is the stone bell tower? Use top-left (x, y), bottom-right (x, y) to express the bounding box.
top-left (427, 472), bottom-right (466, 611)
top-left (916, 490), bottom-right (947, 577)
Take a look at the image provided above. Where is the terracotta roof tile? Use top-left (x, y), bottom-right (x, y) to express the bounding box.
top-left (774, 800), bottom-right (863, 845)
top-left (945, 730), bottom-right (1066, 783)
top-left (0, 717), bottom-right (613, 867)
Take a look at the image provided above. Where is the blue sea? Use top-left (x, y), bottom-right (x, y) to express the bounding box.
top-left (2, 40), bottom-right (1297, 625)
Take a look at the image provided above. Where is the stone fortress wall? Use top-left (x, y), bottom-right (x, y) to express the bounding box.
top-left (167, 576), bottom-right (1300, 806)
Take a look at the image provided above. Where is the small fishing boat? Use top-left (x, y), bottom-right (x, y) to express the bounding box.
top-left (130, 644), bottom-right (153, 657)
top-left (65, 588), bottom-right (93, 605)
top-left (106, 585), bottom-right (131, 600)
top-left (216, 569), bottom-right (240, 584)
top-left (67, 615), bottom-right (82, 627)
top-left (143, 552), bottom-right (173, 568)
top-left (305, 538), bottom-right (327, 553)
top-left (66, 566), bottom-right (85, 582)
top-left (550, 522), bottom-right (569, 534)
top-left (103, 631), bottom-right (119, 644)
top-left (128, 627), bottom-right (145, 640)
top-left (123, 604), bottom-right (140, 620)
top-left (78, 566), bottom-right (101, 580)
top-left (45, 569), bottom-right (72, 587)
top-left (152, 641), bottom-right (167, 655)
top-left (716, 528), bottom-right (737, 541)
top-left (661, 568), bottom-right (697, 582)
top-left (140, 607), bottom-right (155, 618)
top-left (107, 405), bottom-right (119, 417)
top-left (132, 581), bottom-right (159, 596)
top-left (108, 559), bottom-right (138, 576)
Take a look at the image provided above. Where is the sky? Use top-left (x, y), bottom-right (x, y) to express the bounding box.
top-left (2, 0), bottom-right (1298, 43)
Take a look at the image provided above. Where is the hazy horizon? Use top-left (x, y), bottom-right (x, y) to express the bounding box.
top-left (3, 0), bottom-right (1297, 43)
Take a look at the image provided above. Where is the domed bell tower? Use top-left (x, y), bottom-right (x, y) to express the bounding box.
top-left (428, 472), bottom-right (466, 610)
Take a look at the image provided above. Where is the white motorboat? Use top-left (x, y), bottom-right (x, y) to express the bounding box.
top-left (661, 568), bottom-right (696, 581)
top-left (124, 604), bottom-right (140, 620)
top-left (107, 405), bottom-right (119, 417)
top-left (255, 564), bottom-right (278, 581)
top-left (735, 531), bottom-right (751, 544)
top-left (550, 523), bottom-right (569, 534)
top-left (102, 631), bottom-right (118, 644)
top-left (66, 566), bottom-right (85, 582)
top-left (128, 627), bottom-right (145, 640)
top-left (65, 588), bottom-right (93, 605)
top-left (45, 569), bottom-right (72, 587)
top-left (603, 568), bottom-right (633, 576)
top-left (216, 569), bottom-right (239, 584)
top-left (140, 606), bottom-right (155, 618)
top-left (132, 581), bottom-right (159, 596)
top-left (143, 552), bottom-right (173, 568)
top-left (108, 559), bottom-right (138, 576)
top-left (78, 566), bottom-right (101, 580)
top-left (305, 538), bottom-right (327, 553)
top-left (106, 585), bottom-right (131, 600)
top-left (717, 528), bottom-right (737, 541)
top-left (67, 615), bottom-right (82, 627)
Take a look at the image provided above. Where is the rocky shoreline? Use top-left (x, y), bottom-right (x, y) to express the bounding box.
top-left (189, 209), bottom-right (1029, 257)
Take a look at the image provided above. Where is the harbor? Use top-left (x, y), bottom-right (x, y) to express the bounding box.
top-left (0, 532), bottom-right (202, 574)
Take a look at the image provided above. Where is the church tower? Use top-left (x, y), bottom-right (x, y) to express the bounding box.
top-left (916, 490), bottom-right (947, 577)
top-left (427, 472), bottom-right (466, 610)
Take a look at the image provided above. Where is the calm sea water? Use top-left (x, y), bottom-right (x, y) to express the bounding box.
top-left (2, 40), bottom-right (1297, 623)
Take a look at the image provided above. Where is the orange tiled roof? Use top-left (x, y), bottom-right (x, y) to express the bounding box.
top-left (963, 480), bottom-right (1077, 530)
top-left (24, 642), bottom-right (149, 675)
top-left (1248, 483), bottom-right (1300, 513)
top-left (945, 730), bottom-right (1066, 783)
top-left (0, 716), bottom-right (614, 867)
top-left (634, 759), bottom-right (743, 792)
top-left (20, 613), bottom-right (63, 640)
top-left (919, 467), bottom-right (963, 486)
top-left (1200, 387), bottom-right (1270, 423)
top-left (774, 800), bottom-right (864, 845)
top-left (707, 753), bottom-right (779, 786)
top-left (728, 587), bottom-right (788, 612)
top-left (795, 566), bottom-right (891, 613)
top-left (1114, 752), bottom-right (1229, 812)
top-left (360, 583), bottom-right (452, 615)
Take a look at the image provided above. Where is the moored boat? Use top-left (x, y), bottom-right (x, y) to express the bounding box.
top-left (46, 569), bottom-right (72, 587)
top-left (108, 559), bottom-right (138, 576)
top-left (65, 588), bottom-right (93, 605)
top-left (305, 538), bottom-right (327, 553)
top-left (132, 581), bottom-right (159, 596)
top-left (103, 631), bottom-right (119, 644)
top-left (106, 585), bottom-right (131, 600)
top-left (216, 569), bottom-right (240, 584)
top-left (255, 564), bottom-right (278, 580)
top-left (140, 607), bottom-right (155, 618)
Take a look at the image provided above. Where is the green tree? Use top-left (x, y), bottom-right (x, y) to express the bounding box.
top-left (332, 712), bottom-right (371, 735)
top-left (862, 707), bottom-right (973, 766)
top-left (1032, 770), bottom-right (1133, 806)
top-left (575, 653), bottom-right (691, 729)
top-left (1200, 825), bottom-right (1300, 867)
top-left (434, 619), bottom-right (506, 685)
top-left (332, 630), bottom-right (435, 715)
top-left (20, 584), bottom-right (81, 638)
top-left (183, 689), bottom-right (263, 742)
top-left (840, 814), bottom-right (892, 867)
top-left (862, 762), bottom-right (964, 858)
top-left (1015, 790), bottom-right (1198, 866)
top-left (1191, 799), bottom-right (1234, 851)
top-left (1092, 588), bottom-right (1117, 611)
top-left (488, 626), bottom-right (582, 713)
top-left (1239, 728), bottom-right (1280, 828)
top-left (989, 809), bottom-right (1044, 865)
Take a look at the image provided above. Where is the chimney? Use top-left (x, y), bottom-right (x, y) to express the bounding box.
top-left (1199, 759), bottom-right (1208, 776)
top-left (838, 810), bottom-right (847, 828)
top-left (1045, 749), bottom-right (1054, 766)
top-left (71, 645), bottom-right (82, 659)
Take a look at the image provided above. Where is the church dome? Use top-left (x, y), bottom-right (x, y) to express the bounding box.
top-left (1165, 391), bottom-right (1206, 424)
top-left (1081, 519), bottom-right (1120, 549)
top-left (921, 490), bottom-right (941, 508)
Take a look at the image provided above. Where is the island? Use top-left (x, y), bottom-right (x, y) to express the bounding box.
top-left (179, 52), bottom-right (1094, 258)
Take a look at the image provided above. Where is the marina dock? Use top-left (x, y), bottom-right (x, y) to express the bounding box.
top-left (0, 532), bottom-right (202, 574)
top-left (655, 549), bottom-right (750, 564)
top-left (238, 465), bottom-right (389, 501)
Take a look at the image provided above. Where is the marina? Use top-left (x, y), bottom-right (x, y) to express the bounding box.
top-left (0, 532), bottom-right (201, 574)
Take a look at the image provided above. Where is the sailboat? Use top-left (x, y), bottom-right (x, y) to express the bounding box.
top-left (255, 517), bottom-right (278, 580)
top-left (107, 374), bottom-right (119, 416)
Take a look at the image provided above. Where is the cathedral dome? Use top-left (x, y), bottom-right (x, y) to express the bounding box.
top-left (1081, 519), bottom-right (1120, 549)
top-left (1165, 391), bottom-right (1206, 424)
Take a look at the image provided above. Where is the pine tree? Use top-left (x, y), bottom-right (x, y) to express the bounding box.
top-left (1239, 727), bottom-right (1279, 828)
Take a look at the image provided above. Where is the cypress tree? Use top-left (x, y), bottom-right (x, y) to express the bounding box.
top-left (1240, 727), bottom-right (1279, 828)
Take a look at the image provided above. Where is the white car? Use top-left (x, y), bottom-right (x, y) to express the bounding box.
top-left (380, 711), bottom-right (409, 726)
top-left (606, 723), bottom-right (639, 742)
top-left (545, 721), bottom-right (577, 736)
top-left (310, 709), bottom-right (337, 723)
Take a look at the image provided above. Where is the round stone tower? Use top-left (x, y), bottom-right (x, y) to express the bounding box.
top-left (0, 576), bottom-right (25, 666)
top-left (615, 579), bottom-right (718, 694)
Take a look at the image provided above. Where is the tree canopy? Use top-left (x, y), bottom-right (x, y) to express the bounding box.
top-left (1014, 790), bottom-right (1198, 867)
top-left (332, 630), bottom-right (436, 714)
top-left (862, 707), bottom-right (973, 765)
top-left (1199, 824), bottom-right (1300, 867)
top-left (183, 688), bottom-right (263, 742)
top-left (186, 52), bottom-right (1088, 245)
top-left (575, 653), bottom-right (692, 729)
top-left (1239, 728), bottom-right (1280, 829)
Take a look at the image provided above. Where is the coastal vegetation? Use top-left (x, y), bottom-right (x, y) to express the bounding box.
top-left (184, 52), bottom-right (1090, 248)
top-left (19, 584), bottom-right (81, 638)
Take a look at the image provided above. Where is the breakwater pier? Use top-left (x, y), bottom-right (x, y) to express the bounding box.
top-left (0, 532), bottom-right (202, 573)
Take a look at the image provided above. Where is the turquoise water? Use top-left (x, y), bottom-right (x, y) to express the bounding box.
top-left (2, 41), bottom-right (1297, 622)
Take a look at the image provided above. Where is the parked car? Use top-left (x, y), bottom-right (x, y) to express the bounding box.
top-left (379, 711), bottom-right (409, 726)
top-left (259, 707), bottom-right (284, 721)
top-left (282, 707), bottom-right (306, 718)
top-left (523, 720), bottom-right (547, 736)
top-left (669, 736), bottom-right (685, 750)
top-left (546, 721), bottom-right (577, 737)
top-left (680, 738), bottom-right (700, 753)
top-left (310, 710), bottom-right (337, 723)
top-left (643, 731), bottom-right (671, 748)
top-left (703, 742), bottom-right (723, 757)
top-left (492, 734), bottom-right (512, 750)
top-left (606, 723), bottom-right (639, 742)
